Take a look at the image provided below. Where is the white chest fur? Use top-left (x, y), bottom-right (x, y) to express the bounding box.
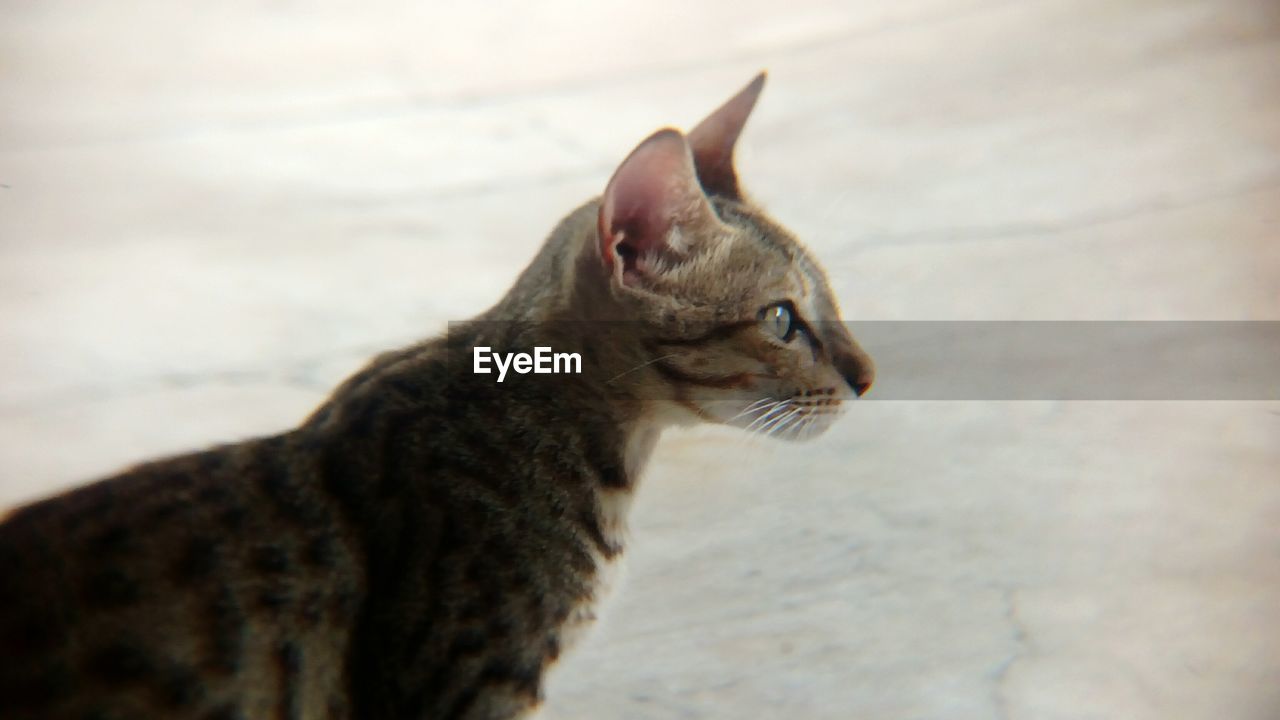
top-left (559, 486), bottom-right (632, 653)
top-left (557, 422), bottom-right (655, 653)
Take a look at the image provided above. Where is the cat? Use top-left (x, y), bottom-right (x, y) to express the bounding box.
top-left (0, 73), bottom-right (874, 720)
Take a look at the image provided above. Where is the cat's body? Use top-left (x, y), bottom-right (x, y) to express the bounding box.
top-left (0, 75), bottom-right (873, 719)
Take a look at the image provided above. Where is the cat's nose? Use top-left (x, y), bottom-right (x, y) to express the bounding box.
top-left (837, 351), bottom-right (875, 398)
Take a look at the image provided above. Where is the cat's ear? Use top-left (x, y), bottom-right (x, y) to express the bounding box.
top-left (598, 128), bottom-right (727, 286)
top-left (687, 72), bottom-right (766, 200)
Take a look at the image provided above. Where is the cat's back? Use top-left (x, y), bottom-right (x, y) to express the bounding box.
top-left (0, 338), bottom-right (619, 720)
top-left (0, 436), bottom-right (364, 719)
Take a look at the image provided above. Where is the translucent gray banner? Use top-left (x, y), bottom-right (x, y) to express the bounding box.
top-left (854, 321), bottom-right (1280, 400)
top-left (447, 321), bottom-right (1280, 400)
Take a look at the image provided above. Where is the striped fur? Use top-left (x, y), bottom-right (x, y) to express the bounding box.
top-left (0, 75), bottom-right (872, 719)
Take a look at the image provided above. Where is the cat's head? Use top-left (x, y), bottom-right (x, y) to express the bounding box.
top-left (593, 73), bottom-right (874, 441)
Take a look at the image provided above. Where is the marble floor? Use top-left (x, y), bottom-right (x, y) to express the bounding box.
top-left (2, 0), bottom-right (1278, 718)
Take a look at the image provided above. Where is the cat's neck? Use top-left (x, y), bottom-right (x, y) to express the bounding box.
top-left (337, 201), bottom-right (668, 502)
top-left (475, 197), bottom-right (677, 419)
top-left (445, 315), bottom-right (666, 490)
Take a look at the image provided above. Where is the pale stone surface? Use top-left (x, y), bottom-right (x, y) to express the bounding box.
top-left (1, 0), bottom-right (1277, 718)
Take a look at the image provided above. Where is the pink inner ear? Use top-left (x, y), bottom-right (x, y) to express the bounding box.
top-left (602, 131), bottom-right (686, 257)
top-left (687, 72), bottom-right (766, 199)
top-left (598, 128), bottom-right (718, 280)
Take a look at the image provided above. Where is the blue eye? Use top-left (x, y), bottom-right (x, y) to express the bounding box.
top-left (760, 303), bottom-right (797, 342)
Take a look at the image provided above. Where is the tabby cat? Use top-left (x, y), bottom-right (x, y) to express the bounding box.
top-left (0, 73), bottom-right (874, 720)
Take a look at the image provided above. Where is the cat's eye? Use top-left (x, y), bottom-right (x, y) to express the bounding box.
top-left (760, 302), bottom-right (798, 342)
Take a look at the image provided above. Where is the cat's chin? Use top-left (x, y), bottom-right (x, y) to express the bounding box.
top-left (753, 413), bottom-right (839, 443)
top-left (684, 398), bottom-right (845, 441)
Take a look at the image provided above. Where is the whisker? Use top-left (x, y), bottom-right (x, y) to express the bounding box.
top-left (768, 409), bottom-right (798, 438)
top-left (765, 410), bottom-right (802, 438)
top-left (796, 411), bottom-right (819, 440)
top-left (731, 402), bottom-right (782, 453)
top-left (798, 409), bottom-right (819, 438)
top-left (724, 397), bottom-right (775, 425)
top-left (605, 354), bottom-right (681, 385)
top-left (744, 401), bottom-right (791, 435)
top-left (774, 409), bottom-right (805, 439)
top-left (744, 399), bottom-right (784, 427)
top-left (740, 408), bottom-right (779, 436)
top-left (758, 406), bottom-right (801, 437)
